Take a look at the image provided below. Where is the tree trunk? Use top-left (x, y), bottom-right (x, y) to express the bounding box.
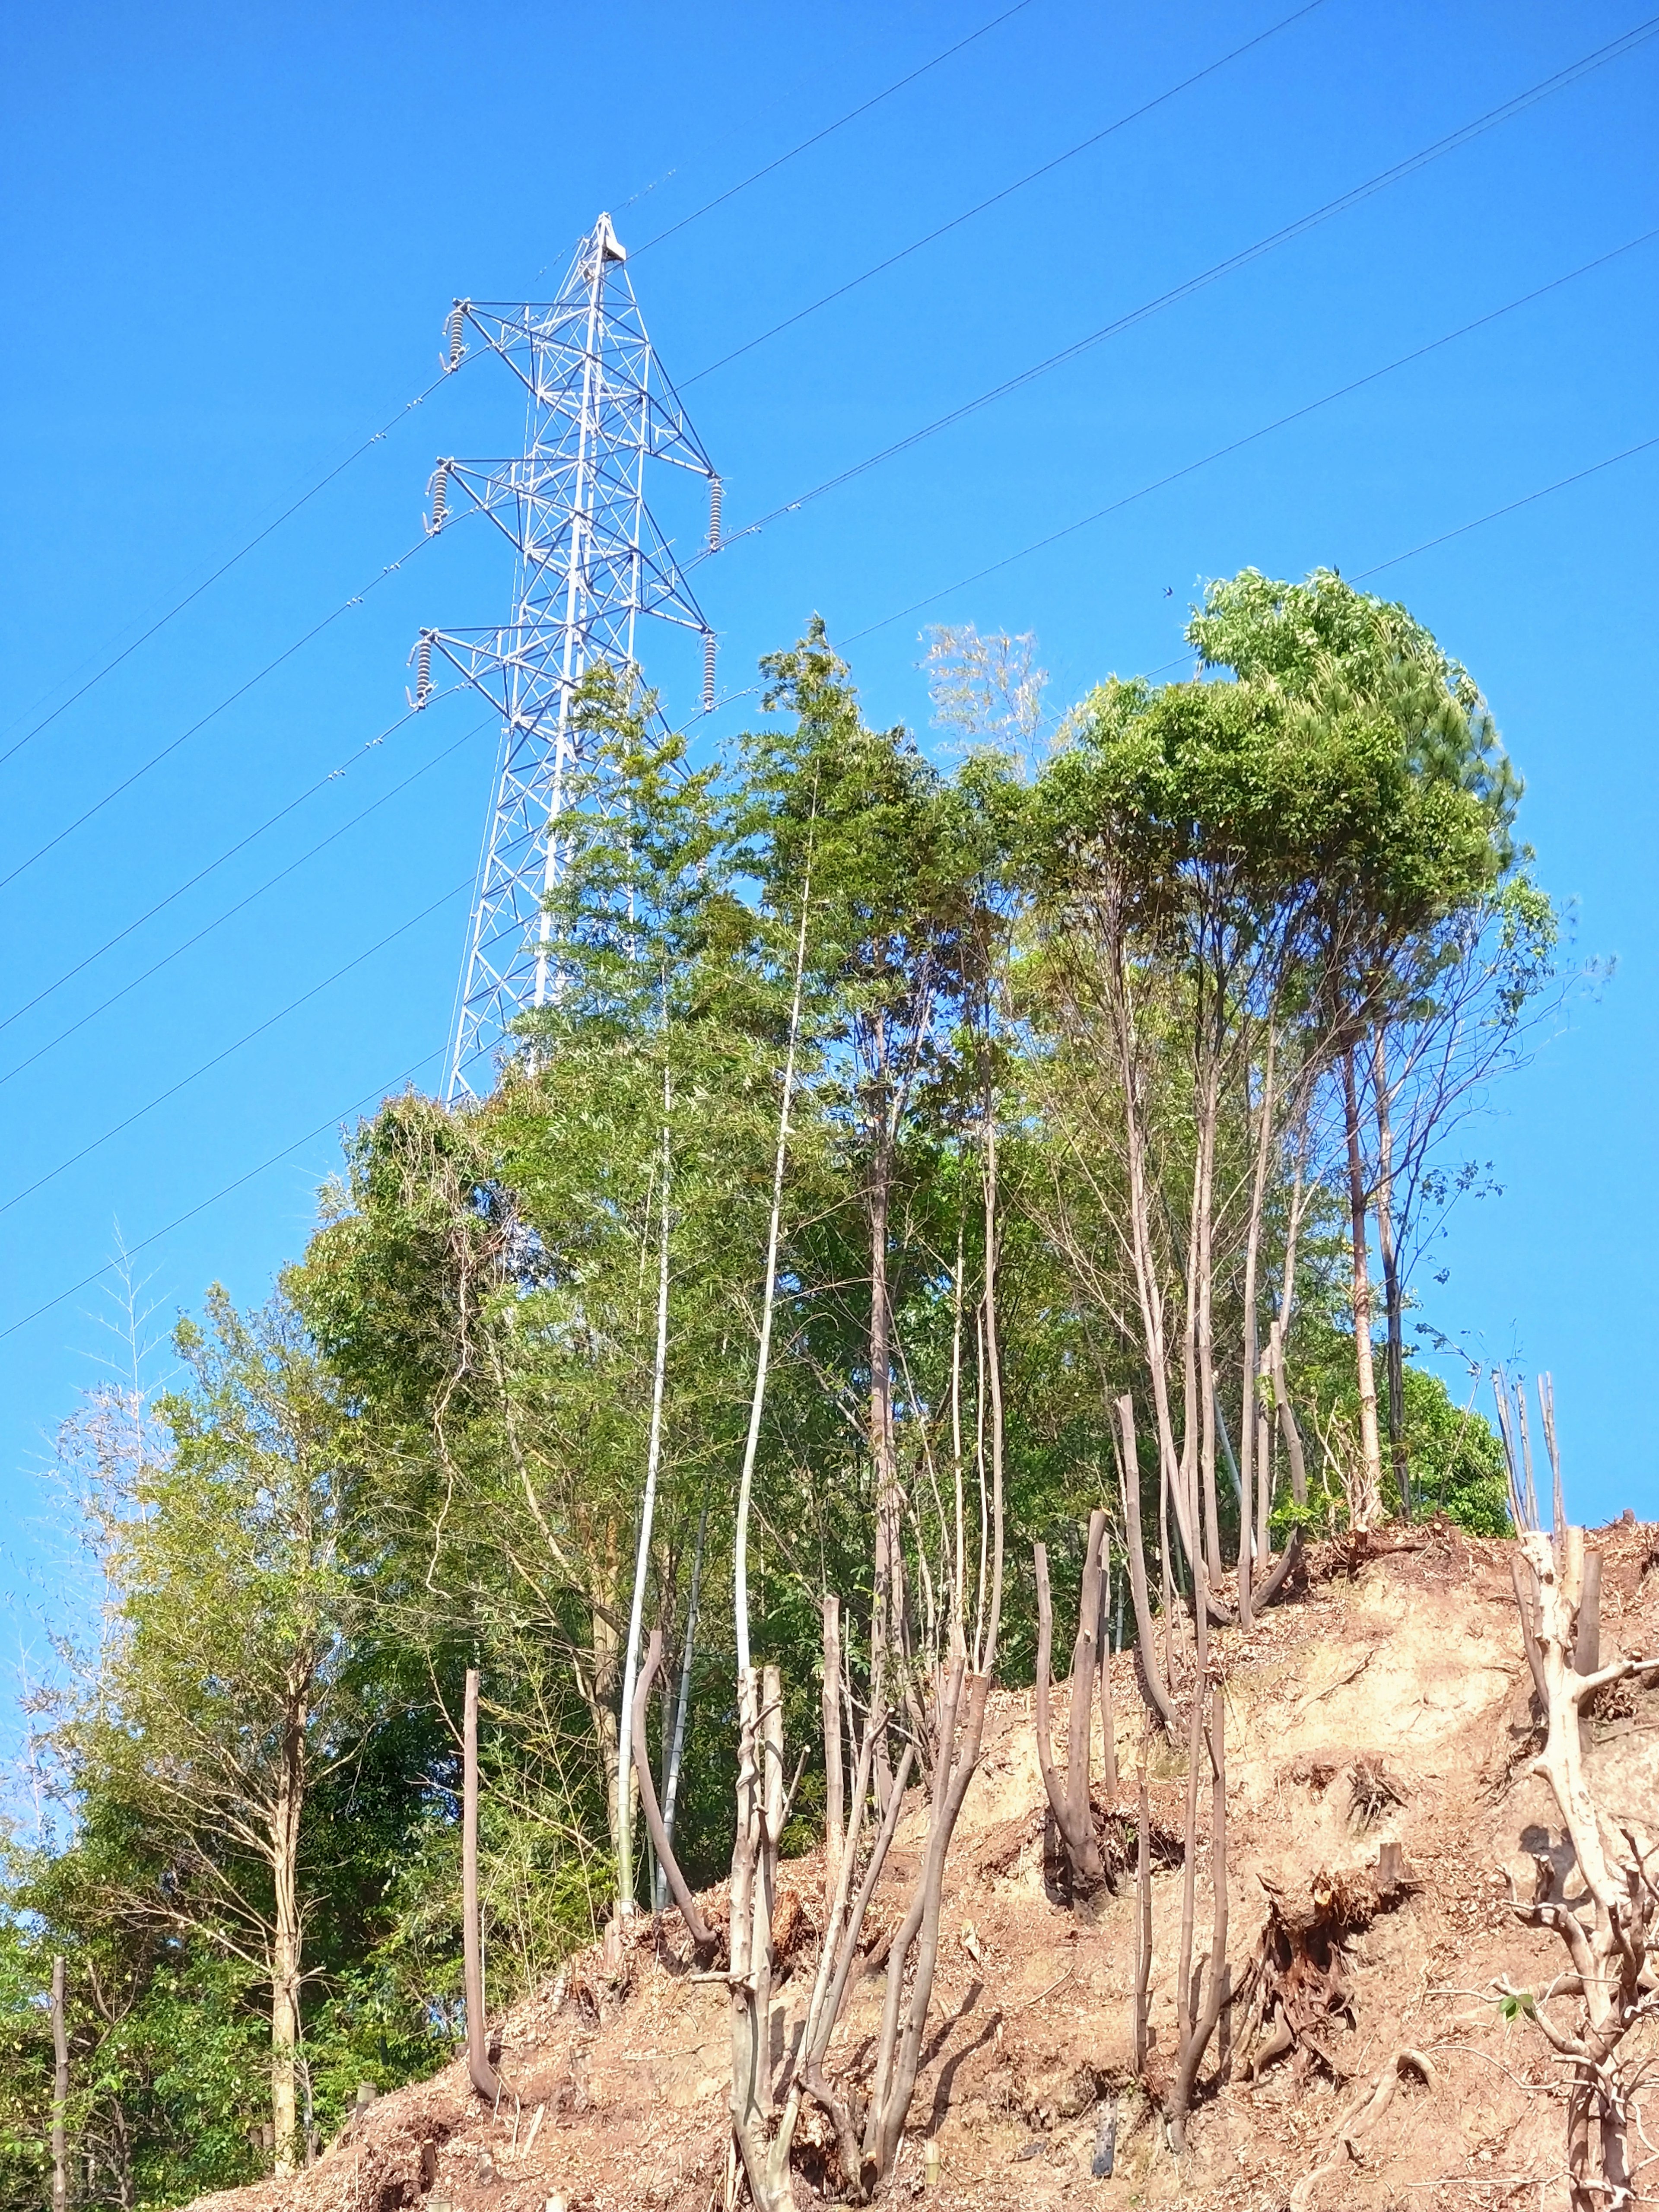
top-left (657, 1497), bottom-right (707, 1907)
top-left (1371, 1034), bottom-right (1411, 1520)
top-left (461, 1667), bottom-right (499, 2103)
top-left (1343, 1049), bottom-right (1384, 1527)
top-left (1268, 1321), bottom-right (1307, 1507)
top-left (618, 1097), bottom-right (673, 1914)
top-left (270, 1694), bottom-right (306, 2173)
top-left (1116, 1395), bottom-right (1176, 1734)
top-left (50, 1955), bottom-right (68, 2212)
top-left (1238, 1032), bottom-right (1277, 1624)
top-left (821, 1595), bottom-right (844, 1909)
top-left (1033, 1539), bottom-right (1104, 1890)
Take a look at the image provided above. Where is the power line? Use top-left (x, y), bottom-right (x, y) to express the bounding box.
top-left (0, 367), bottom-right (461, 769)
top-left (842, 226), bottom-right (1659, 641)
top-left (631, 0), bottom-right (1042, 256)
top-left (0, 1046), bottom-right (446, 1346)
top-left (0, 4), bottom-right (1031, 759)
top-left (681, 0), bottom-right (1332, 388)
top-left (713, 13), bottom-right (1659, 558)
top-left (0, 719), bottom-right (488, 1093)
top-left (0, 876), bottom-right (471, 1221)
top-left (1350, 433), bottom-right (1659, 580)
top-left (0, 532), bottom-right (435, 901)
top-left (8, 438), bottom-right (1653, 1345)
top-left (0, 702), bottom-right (436, 1039)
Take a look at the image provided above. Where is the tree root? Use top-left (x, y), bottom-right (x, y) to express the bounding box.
top-left (1287, 2049), bottom-right (1437, 2212)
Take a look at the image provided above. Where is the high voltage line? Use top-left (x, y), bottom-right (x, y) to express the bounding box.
top-left (0, 0), bottom-right (1047, 766)
top-left (0, 1045), bottom-right (448, 1345)
top-left (0, 533), bottom-right (437, 899)
top-left (0, 718), bottom-right (488, 1092)
top-left (4, 13), bottom-right (1655, 1340)
top-left (0, 368), bottom-right (461, 766)
top-left (0, 701), bottom-right (431, 1038)
top-left (629, 0), bottom-right (1043, 255)
top-left (4, 210), bottom-right (1650, 1136)
top-left (680, 0), bottom-right (1332, 387)
top-left (0, 876), bottom-right (472, 1221)
top-left (10, 0), bottom-right (1637, 919)
top-left (843, 226), bottom-right (1659, 641)
top-left (3, 419), bottom-right (1652, 1344)
top-left (11, 3), bottom-right (1642, 904)
top-left (710, 11), bottom-right (1659, 557)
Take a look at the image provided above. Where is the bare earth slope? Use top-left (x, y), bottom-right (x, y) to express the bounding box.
top-left (195, 1522), bottom-right (1659, 2212)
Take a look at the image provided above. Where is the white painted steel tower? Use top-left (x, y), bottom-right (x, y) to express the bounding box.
top-left (415, 212), bottom-right (721, 1102)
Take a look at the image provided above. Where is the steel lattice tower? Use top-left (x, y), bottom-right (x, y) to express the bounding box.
top-left (414, 211), bottom-right (721, 1102)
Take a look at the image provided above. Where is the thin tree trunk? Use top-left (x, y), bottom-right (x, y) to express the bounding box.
top-left (724, 855), bottom-right (813, 2212)
top-left (949, 1208), bottom-right (967, 1659)
top-left (1116, 1395), bottom-right (1176, 1733)
top-left (1238, 1033), bottom-right (1277, 1624)
top-left (869, 1111), bottom-right (903, 1668)
top-left (1033, 1541), bottom-right (1103, 1889)
top-left (734, 840), bottom-right (813, 1681)
top-left (461, 1667), bottom-right (499, 2103)
top-left (1370, 1033), bottom-right (1411, 1521)
top-left (657, 1496), bottom-right (707, 1906)
top-left (1132, 1743), bottom-right (1152, 2073)
top-left (1194, 1066), bottom-right (1224, 1586)
top-left (1343, 1049), bottom-right (1384, 1527)
top-left (981, 1082), bottom-right (1007, 1673)
top-left (630, 1633), bottom-right (717, 1954)
top-left (618, 1091), bottom-right (673, 1913)
top-left (821, 1595), bottom-right (844, 1909)
top-left (270, 1695), bottom-right (306, 2173)
top-left (1098, 1531), bottom-right (1118, 1797)
top-left (1268, 1321), bottom-right (1307, 1508)
top-left (1112, 963), bottom-right (1199, 1574)
top-left (50, 1955), bottom-right (68, 2212)
top-left (1067, 1511), bottom-right (1107, 1859)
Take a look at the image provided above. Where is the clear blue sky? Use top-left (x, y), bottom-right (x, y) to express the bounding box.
top-left (1, 0), bottom-right (1655, 1678)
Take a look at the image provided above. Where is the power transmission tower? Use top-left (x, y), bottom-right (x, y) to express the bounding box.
top-left (414, 211), bottom-right (722, 1103)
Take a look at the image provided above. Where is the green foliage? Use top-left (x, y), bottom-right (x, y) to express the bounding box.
top-left (7, 575), bottom-right (1556, 2208)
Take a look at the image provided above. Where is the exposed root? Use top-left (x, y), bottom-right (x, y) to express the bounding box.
top-left (1287, 2048), bottom-right (1438, 2212)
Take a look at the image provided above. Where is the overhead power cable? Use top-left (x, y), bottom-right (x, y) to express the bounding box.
top-left (0, 702), bottom-right (439, 1039)
top-left (9, 454), bottom-right (1655, 1344)
top-left (631, 0), bottom-right (1042, 255)
top-left (0, 368), bottom-right (461, 770)
top-left (0, 533), bottom-right (435, 900)
top-left (0, 718), bottom-right (489, 1093)
top-left (1350, 432), bottom-right (1659, 580)
top-left (0, 876), bottom-right (471, 1221)
top-left (0, 1045), bottom-right (446, 1346)
top-left (682, 0), bottom-right (1332, 387)
top-left (842, 225), bottom-right (1659, 640)
top-left (712, 13), bottom-right (1659, 557)
top-left (4, 5), bottom-right (1027, 749)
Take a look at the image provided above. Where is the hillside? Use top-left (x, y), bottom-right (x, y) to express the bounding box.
top-left (191, 1522), bottom-right (1659, 2212)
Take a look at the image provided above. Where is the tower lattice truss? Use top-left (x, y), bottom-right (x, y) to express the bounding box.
top-left (415, 211), bottom-right (721, 1103)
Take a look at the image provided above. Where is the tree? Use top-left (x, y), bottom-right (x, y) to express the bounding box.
top-left (1189, 568), bottom-right (1534, 1521)
top-left (62, 1290), bottom-right (362, 2173)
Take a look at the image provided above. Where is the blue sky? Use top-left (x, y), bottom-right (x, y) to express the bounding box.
top-left (0, 0), bottom-right (1655, 1682)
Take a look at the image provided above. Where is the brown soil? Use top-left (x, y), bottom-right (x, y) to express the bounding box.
top-left (194, 1519), bottom-right (1659, 2212)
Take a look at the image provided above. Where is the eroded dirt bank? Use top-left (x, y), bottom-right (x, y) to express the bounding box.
top-left (194, 1522), bottom-right (1659, 2212)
